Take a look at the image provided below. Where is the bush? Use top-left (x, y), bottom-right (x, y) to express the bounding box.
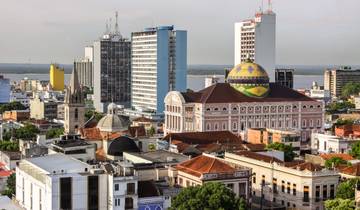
top-left (266, 142), bottom-right (296, 162)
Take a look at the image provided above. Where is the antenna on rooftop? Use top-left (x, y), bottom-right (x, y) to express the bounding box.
top-left (268, 0), bottom-right (273, 12)
top-left (109, 18), bottom-right (113, 34)
top-left (115, 11), bottom-right (120, 35)
top-left (105, 19), bottom-right (109, 34)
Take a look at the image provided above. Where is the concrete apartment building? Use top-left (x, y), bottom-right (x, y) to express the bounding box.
top-left (324, 67), bottom-right (360, 97)
top-left (234, 8), bottom-right (276, 81)
top-left (93, 29), bottom-right (131, 113)
top-left (129, 25), bottom-right (187, 119)
top-left (247, 128), bottom-right (301, 155)
top-left (225, 151), bottom-right (340, 210)
top-left (29, 95), bottom-right (58, 120)
top-left (49, 64), bottom-right (65, 91)
top-left (74, 46), bottom-right (94, 88)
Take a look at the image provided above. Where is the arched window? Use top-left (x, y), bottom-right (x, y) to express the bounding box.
top-left (75, 108), bottom-right (78, 120)
top-left (214, 123), bottom-right (218, 130)
top-left (222, 123), bottom-right (226, 130)
top-left (241, 122), bottom-right (244, 131)
top-left (206, 123), bottom-right (211, 131)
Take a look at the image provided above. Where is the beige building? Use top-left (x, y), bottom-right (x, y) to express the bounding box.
top-left (324, 67), bottom-right (360, 97)
top-left (29, 95), bottom-right (58, 120)
top-left (225, 151), bottom-right (340, 210)
top-left (173, 155), bottom-right (251, 200)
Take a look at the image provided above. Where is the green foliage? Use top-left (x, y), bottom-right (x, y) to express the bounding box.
top-left (169, 182), bottom-right (247, 210)
top-left (349, 141), bottom-right (360, 159)
top-left (0, 141), bottom-right (19, 151)
top-left (326, 101), bottom-right (355, 114)
top-left (12, 123), bottom-right (40, 140)
top-left (335, 178), bottom-right (359, 199)
top-left (46, 127), bottom-right (64, 139)
top-left (0, 101), bottom-right (26, 114)
top-left (1, 173), bottom-right (15, 198)
top-left (266, 142), bottom-right (296, 162)
top-left (325, 157), bottom-right (348, 169)
top-left (325, 198), bottom-right (355, 210)
top-left (85, 110), bottom-right (104, 122)
top-left (147, 126), bottom-right (156, 136)
top-left (342, 82), bottom-right (360, 99)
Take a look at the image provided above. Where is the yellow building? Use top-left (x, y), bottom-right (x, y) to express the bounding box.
top-left (49, 64), bottom-right (64, 91)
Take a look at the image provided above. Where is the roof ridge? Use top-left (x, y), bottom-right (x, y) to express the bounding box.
top-left (206, 157), bottom-right (217, 173)
top-left (200, 84), bottom-right (217, 103)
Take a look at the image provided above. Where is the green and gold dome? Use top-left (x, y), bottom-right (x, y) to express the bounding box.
top-left (227, 59), bottom-right (270, 98)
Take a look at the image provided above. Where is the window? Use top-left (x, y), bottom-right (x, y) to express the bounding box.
top-left (252, 173), bottom-right (256, 184)
top-left (222, 123), bottom-right (226, 130)
top-left (125, 197), bottom-right (133, 209)
top-left (186, 180), bottom-right (190, 187)
top-left (273, 178), bottom-right (278, 193)
top-left (315, 185), bottom-right (320, 202)
top-left (303, 186), bottom-right (309, 202)
top-left (88, 176), bottom-right (99, 210)
top-left (330, 184), bottom-right (335, 199)
top-left (239, 182), bottom-right (246, 198)
top-left (287, 182), bottom-right (291, 194)
top-left (323, 185), bottom-right (327, 200)
top-left (179, 178), bottom-right (183, 185)
top-left (214, 107), bottom-right (219, 111)
top-left (302, 120), bottom-right (306, 128)
top-left (227, 183), bottom-right (234, 190)
top-left (233, 122), bottom-right (237, 130)
top-left (60, 177), bottom-right (72, 210)
top-left (223, 107), bottom-right (227, 111)
top-left (115, 198), bottom-right (121, 206)
top-left (214, 123), bottom-right (218, 130)
top-left (261, 175), bottom-right (265, 185)
top-left (75, 108), bottom-right (78, 120)
top-left (127, 183), bottom-right (135, 195)
top-left (293, 184), bottom-right (296, 195)
top-left (281, 181), bottom-right (285, 193)
top-left (206, 123), bottom-right (211, 131)
top-left (115, 184), bottom-right (119, 191)
top-left (293, 120), bottom-right (297, 127)
top-left (324, 141), bottom-right (327, 151)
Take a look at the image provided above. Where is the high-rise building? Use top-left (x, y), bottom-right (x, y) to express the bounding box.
top-left (64, 69), bottom-right (85, 134)
top-left (0, 75), bottom-right (10, 104)
top-left (130, 25), bottom-right (187, 116)
top-left (324, 67), bottom-right (360, 97)
top-left (73, 46), bottom-right (94, 88)
top-left (49, 64), bottom-right (65, 91)
top-left (275, 68), bottom-right (294, 89)
top-left (93, 32), bottom-right (131, 113)
top-left (234, 8), bottom-right (276, 81)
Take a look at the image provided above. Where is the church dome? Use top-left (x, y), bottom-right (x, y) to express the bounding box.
top-left (97, 103), bottom-right (127, 132)
top-left (107, 136), bottom-right (140, 156)
top-left (227, 59), bottom-right (270, 98)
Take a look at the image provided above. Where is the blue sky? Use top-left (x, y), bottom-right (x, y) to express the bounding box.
top-left (0, 0), bottom-right (359, 65)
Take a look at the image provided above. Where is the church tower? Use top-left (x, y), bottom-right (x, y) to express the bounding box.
top-left (64, 69), bottom-right (85, 134)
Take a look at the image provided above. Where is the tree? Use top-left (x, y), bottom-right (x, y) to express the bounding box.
top-left (85, 110), bottom-right (104, 122)
top-left (326, 101), bottom-right (354, 114)
top-left (325, 157), bottom-right (348, 169)
top-left (147, 126), bottom-right (156, 136)
top-left (1, 173), bottom-right (15, 198)
top-left (0, 141), bottom-right (19, 151)
top-left (336, 178), bottom-right (360, 199)
top-left (342, 82), bottom-right (360, 98)
top-left (169, 182), bottom-right (247, 210)
top-left (325, 198), bottom-right (355, 210)
top-left (13, 123), bottom-right (40, 140)
top-left (349, 141), bottom-right (360, 159)
top-left (266, 142), bottom-right (296, 162)
top-left (0, 101), bottom-right (26, 114)
top-left (46, 127), bottom-right (64, 139)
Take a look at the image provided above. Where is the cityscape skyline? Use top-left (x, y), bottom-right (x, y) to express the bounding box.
top-left (0, 0), bottom-right (359, 65)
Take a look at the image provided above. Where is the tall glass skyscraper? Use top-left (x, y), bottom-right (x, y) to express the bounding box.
top-left (93, 33), bottom-right (131, 113)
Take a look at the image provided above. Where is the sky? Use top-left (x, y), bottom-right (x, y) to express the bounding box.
top-left (0, 0), bottom-right (359, 65)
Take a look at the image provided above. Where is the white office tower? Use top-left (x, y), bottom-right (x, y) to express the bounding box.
top-left (234, 8), bottom-right (276, 81)
top-left (130, 25), bottom-right (187, 118)
top-left (73, 46), bottom-right (94, 88)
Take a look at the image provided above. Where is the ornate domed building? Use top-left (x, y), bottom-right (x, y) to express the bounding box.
top-left (227, 59), bottom-right (270, 98)
top-left (97, 103), bottom-right (128, 133)
top-left (164, 60), bottom-right (324, 143)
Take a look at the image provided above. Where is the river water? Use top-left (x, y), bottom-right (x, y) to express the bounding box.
top-left (3, 73), bottom-right (323, 91)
